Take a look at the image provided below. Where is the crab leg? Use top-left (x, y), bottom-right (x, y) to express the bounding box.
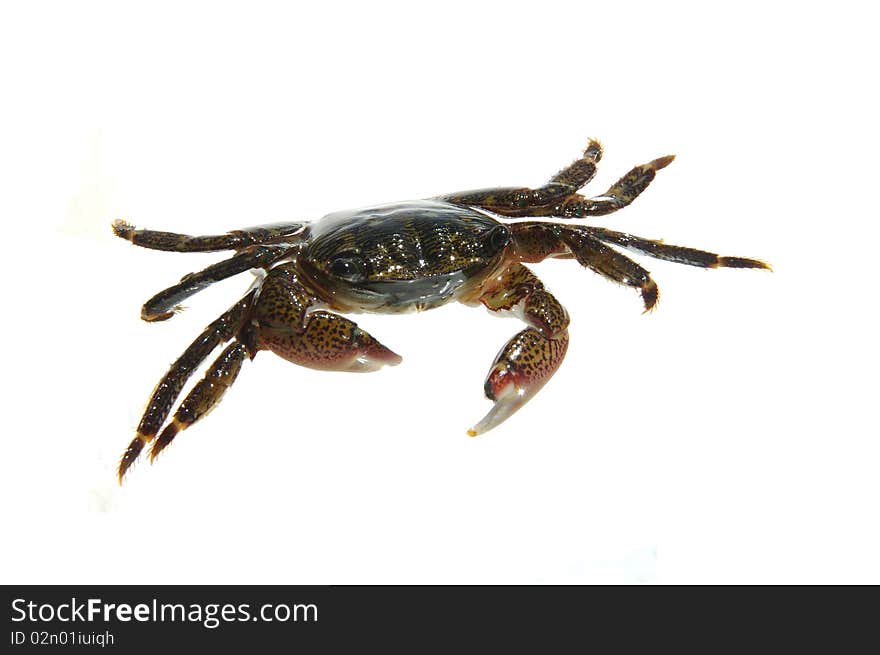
top-left (436, 140), bottom-right (603, 217)
top-left (469, 264), bottom-right (570, 436)
top-left (511, 222), bottom-right (771, 313)
top-left (113, 219), bottom-right (306, 252)
top-left (583, 227), bottom-right (771, 270)
top-left (117, 291), bottom-right (255, 482)
top-left (438, 142), bottom-right (672, 219)
top-left (149, 341), bottom-right (249, 462)
top-left (548, 138), bottom-right (603, 189)
top-left (556, 227), bottom-right (660, 312)
top-left (551, 155), bottom-right (675, 218)
top-left (512, 222), bottom-right (659, 311)
top-left (140, 245), bottom-right (288, 322)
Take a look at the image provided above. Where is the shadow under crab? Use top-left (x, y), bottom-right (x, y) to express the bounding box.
top-left (113, 139), bottom-right (769, 482)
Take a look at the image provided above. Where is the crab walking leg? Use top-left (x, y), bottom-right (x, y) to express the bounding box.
top-left (509, 222), bottom-right (659, 312)
top-left (551, 155), bottom-right (676, 218)
top-left (548, 138), bottom-right (603, 189)
top-left (256, 311), bottom-right (402, 372)
top-left (117, 291), bottom-right (255, 482)
top-left (584, 227), bottom-right (771, 270)
top-left (436, 140), bottom-right (603, 217)
top-left (469, 264), bottom-right (570, 436)
top-left (149, 341), bottom-right (249, 462)
top-left (140, 245), bottom-right (288, 322)
top-left (557, 227), bottom-right (660, 312)
top-left (112, 219), bottom-right (307, 252)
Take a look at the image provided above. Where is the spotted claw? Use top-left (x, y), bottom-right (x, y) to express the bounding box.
top-left (468, 327), bottom-right (569, 436)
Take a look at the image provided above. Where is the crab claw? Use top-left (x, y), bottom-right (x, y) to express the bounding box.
top-left (346, 329), bottom-right (403, 372)
top-left (257, 314), bottom-right (402, 373)
top-left (468, 328), bottom-right (569, 436)
top-left (467, 364), bottom-right (532, 436)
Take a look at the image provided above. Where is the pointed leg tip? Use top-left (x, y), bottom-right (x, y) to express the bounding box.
top-left (112, 219), bottom-right (134, 239)
top-left (652, 154), bottom-right (676, 170)
top-left (117, 456), bottom-right (136, 485)
top-left (584, 138), bottom-right (603, 161)
top-left (117, 432), bottom-right (152, 484)
top-left (141, 308), bottom-right (177, 322)
top-left (641, 281), bottom-right (660, 313)
top-left (148, 435), bottom-right (172, 464)
top-left (718, 256), bottom-right (773, 271)
top-left (466, 428), bottom-right (478, 437)
top-left (150, 422), bottom-right (180, 463)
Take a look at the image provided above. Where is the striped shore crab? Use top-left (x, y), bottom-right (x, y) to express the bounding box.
top-left (113, 139), bottom-right (769, 481)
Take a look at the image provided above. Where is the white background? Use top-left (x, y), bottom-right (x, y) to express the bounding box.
top-left (1, 1), bottom-right (877, 584)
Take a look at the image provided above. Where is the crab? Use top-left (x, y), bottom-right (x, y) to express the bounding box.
top-left (113, 139), bottom-right (768, 481)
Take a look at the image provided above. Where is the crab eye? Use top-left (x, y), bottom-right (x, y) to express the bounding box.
top-left (329, 255), bottom-right (365, 282)
top-left (485, 225), bottom-right (511, 253)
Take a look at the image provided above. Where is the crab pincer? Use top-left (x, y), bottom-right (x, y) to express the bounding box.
top-left (469, 327), bottom-right (569, 436)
